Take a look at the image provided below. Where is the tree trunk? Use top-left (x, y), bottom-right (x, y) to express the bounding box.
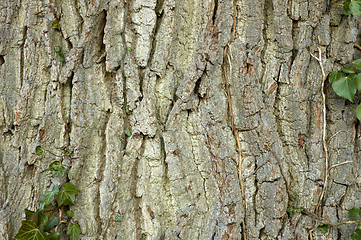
top-left (1, 0), bottom-right (360, 239)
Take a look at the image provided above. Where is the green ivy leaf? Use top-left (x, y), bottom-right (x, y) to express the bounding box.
top-left (353, 59), bottom-right (361, 70)
top-left (29, 210), bottom-right (40, 226)
top-left (58, 52), bottom-right (65, 63)
top-left (350, 0), bottom-right (361, 16)
top-left (342, 66), bottom-right (356, 74)
top-left (35, 146), bottom-right (44, 156)
top-left (331, 76), bottom-right (357, 102)
top-left (317, 224), bottom-right (328, 234)
top-left (45, 231), bottom-right (60, 240)
top-left (124, 129), bottom-right (132, 137)
top-left (66, 223), bottom-right (81, 240)
top-left (353, 104), bottom-right (361, 122)
top-left (329, 71), bottom-right (342, 85)
top-left (351, 73), bottom-right (361, 92)
top-left (40, 185), bottom-right (59, 210)
top-left (15, 220), bottom-right (46, 240)
top-left (64, 150), bottom-right (74, 158)
top-left (49, 161), bottom-right (66, 178)
top-left (352, 229), bottom-right (361, 240)
top-left (51, 20), bottom-right (60, 30)
top-left (39, 203), bottom-right (45, 212)
top-left (287, 206), bottom-right (295, 218)
top-left (293, 192), bottom-right (300, 201)
top-left (114, 214), bottom-right (122, 222)
top-left (54, 46), bottom-right (61, 53)
top-left (349, 207), bottom-right (361, 219)
top-left (39, 202), bottom-right (53, 213)
top-left (43, 203), bottom-right (53, 213)
top-left (24, 210), bottom-right (45, 227)
top-left (25, 209), bottom-right (36, 221)
top-left (65, 209), bottom-right (74, 219)
top-left (56, 182), bottom-right (80, 207)
top-left (125, 105), bottom-right (132, 114)
top-left (44, 217), bottom-right (59, 232)
top-left (343, 0), bottom-right (352, 15)
top-left (38, 213), bottom-right (48, 227)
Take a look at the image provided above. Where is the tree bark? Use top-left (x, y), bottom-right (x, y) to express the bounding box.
top-left (0, 0), bottom-right (360, 239)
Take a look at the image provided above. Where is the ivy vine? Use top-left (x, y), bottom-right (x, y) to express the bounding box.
top-left (15, 146), bottom-right (81, 240)
top-left (316, 1), bottom-right (361, 239)
top-left (316, 207), bottom-right (361, 240)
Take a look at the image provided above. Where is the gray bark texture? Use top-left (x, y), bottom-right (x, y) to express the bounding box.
top-left (1, 0), bottom-right (360, 239)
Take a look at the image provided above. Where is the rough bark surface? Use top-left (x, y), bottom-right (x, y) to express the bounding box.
top-left (1, 0), bottom-right (361, 239)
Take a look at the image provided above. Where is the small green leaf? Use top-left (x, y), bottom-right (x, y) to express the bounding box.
top-left (297, 207), bottom-right (304, 213)
top-left (64, 150), bottom-right (74, 157)
top-left (126, 152), bottom-right (131, 157)
top-left (317, 224), bottom-right (328, 234)
top-left (26, 210), bottom-right (40, 226)
top-left (43, 204), bottom-right (53, 212)
top-left (117, 30), bottom-right (122, 35)
top-left (25, 209), bottom-right (36, 221)
top-left (66, 223), bottom-right (81, 240)
top-left (44, 217), bottom-right (59, 232)
top-left (54, 46), bottom-right (61, 53)
top-left (342, 66), bottom-right (356, 74)
top-left (328, 71), bottom-right (342, 85)
top-left (354, 104), bottom-right (361, 122)
top-left (127, 47), bottom-right (133, 52)
top-left (40, 185), bottom-right (59, 208)
top-left (349, 207), bottom-right (361, 219)
top-left (15, 220), bottom-right (46, 240)
top-left (58, 52), bottom-right (65, 63)
top-left (48, 161), bottom-right (62, 171)
top-left (352, 229), bottom-right (361, 240)
top-left (343, 0), bottom-right (352, 15)
top-left (35, 146), bottom-right (44, 156)
top-left (65, 209), bottom-right (74, 219)
top-left (287, 206), bottom-right (295, 218)
top-left (331, 76), bottom-right (357, 102)
top-left (350, 0), bottom-right (361, 16)
top-left (39, 203), bottom-right (45, 212)
top-left (293, 192), bottom-right (300, 201)
top-left (51, 20), bottom-right (60, 30)
top-left (353, 59), bottom-right (361, 70)
top-left (45, 231), bottom-right (60, 240)
top-left (351, 73), bottom-right (361, 92)
top-left (56, 182), bottom-right (80, 207)
top-left (38, 213), bottom-right (48, 227)
top-left (124, 129), bottom-right (132, 137)
top-left (49, 162), bottom-right (66, 178)
top-left (125, 105), bottom-right (132, 114)
top-left (114, 214), bottom-right (122, 222)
